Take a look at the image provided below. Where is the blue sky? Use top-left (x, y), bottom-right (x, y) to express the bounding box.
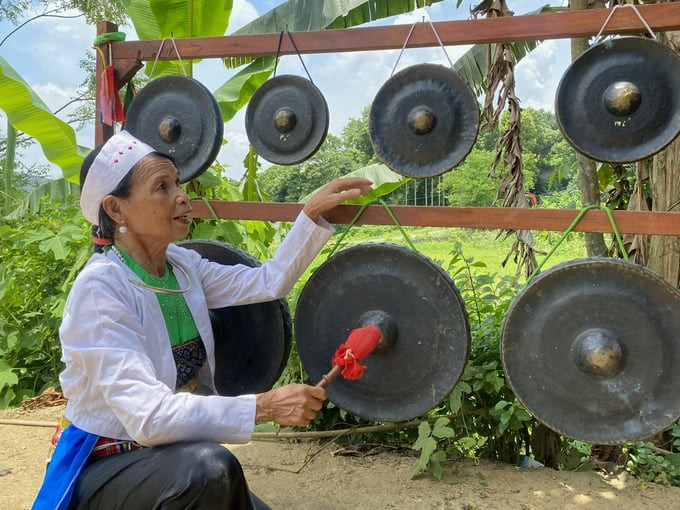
top-left (0, 0), bottom-right (570, 180)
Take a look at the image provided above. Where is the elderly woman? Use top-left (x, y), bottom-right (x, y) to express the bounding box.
top-left (33, 130), bottom-right (373, 510)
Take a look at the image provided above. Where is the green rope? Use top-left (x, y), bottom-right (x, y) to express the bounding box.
top-left (326, 203), bottom-right (369, 259)
top-left (378, 199), bottom-right (418, 253)
top-left (94, 31), bottom-right (126, 46)
top-left (527, 204), bottom-right (629, 284)
top-left (602, 205), bottom-right (629, 262)
top-left (326, 200), bottom-right (419, 260)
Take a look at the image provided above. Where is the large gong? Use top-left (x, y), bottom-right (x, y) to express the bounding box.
top-left (295, 243), bottom-right (470, 422)
top-left (555, 37), bottom-right (680, 163)
top-left (178, 240), bottom-right (292, 396)
top-left (502, 258), bottom-right (680, 444)
top-left (125, 75), bottom-right (223, 182)
top-left (369, 63), bottom-right (479, 178)
top-left (245, 75), bottom-right (329, 165)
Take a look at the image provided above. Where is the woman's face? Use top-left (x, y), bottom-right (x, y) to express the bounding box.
top-left (118, 155), bottom-right (192, 247)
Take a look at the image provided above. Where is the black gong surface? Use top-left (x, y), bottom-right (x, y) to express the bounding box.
top-left (555, 37), bottom-right (680, 163)
top-left (178, 240), bottom-right (291, 396)
top-left (295, 243), bottom-right (470, 422)
top-left (125, 75), bottom-right (223, 182)
top-left (369, 63), bottom-right (480, 178)
top-left (502, 258), bottom-right (680, 444)
top-left (245, 75), bottom-right (329, 165)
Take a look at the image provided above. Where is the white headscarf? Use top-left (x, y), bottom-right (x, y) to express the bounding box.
top-left (80, 130), bottom-right (155, 225)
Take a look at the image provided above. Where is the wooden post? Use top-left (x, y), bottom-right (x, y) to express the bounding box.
top-left (94, 21), bottom-right (118, 146)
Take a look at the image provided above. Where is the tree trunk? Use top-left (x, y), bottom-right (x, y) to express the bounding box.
top-left (569, 0), bottom-right (608, 257)
top-left (647, 28), bottom-right (680, 286)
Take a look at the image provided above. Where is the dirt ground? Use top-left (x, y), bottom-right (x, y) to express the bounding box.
top-left (2, 405), bottom-right (680, 509)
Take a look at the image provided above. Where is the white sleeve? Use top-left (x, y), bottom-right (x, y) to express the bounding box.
top-left (193, 211), bottom-right (334, 308)
top-left (60, 275), bottom-right (256, 446)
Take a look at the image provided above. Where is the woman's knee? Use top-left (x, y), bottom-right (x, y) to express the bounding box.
top-left (184, 443), bottom-right (247, 490)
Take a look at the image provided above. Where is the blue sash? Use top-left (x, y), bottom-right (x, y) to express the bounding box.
top-left (32, 424), bottom-right (98, 510)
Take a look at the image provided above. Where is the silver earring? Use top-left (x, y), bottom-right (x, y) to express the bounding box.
top-left (119, 225), bottom-right (128, 234)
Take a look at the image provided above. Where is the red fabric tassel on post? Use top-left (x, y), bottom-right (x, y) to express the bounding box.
top-left (316, 325), bottom-right (382, 388)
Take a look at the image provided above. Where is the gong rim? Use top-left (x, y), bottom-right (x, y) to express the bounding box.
top-left (555, 37), bottom-right (680, 163)
top-left (125, 75), bottom-right (223, 183)
top-left (245, 75), bottom-right (329, 165)
top-left (178, 239), bottom-right (292, 396)
top-left (502, 257), bottom-right (680, 444)
top-left (369, 63), bottom-right (480, 178)
top-left (295, 243), bottom-right (470, 422)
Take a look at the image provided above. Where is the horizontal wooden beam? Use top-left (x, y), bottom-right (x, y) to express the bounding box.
top-left (110, 4), bottom-right (680, 63)
top-left (189, 201), bottom-right (680, 237)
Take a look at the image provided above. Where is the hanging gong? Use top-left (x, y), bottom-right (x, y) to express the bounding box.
top-left (125, 75), bottom-right (223, 183)
top-left (369, 63), bottom-right (480, 178)
top-left (245, 75), bottom-right (329, 165)
top-left (555, 37), bottom-right (680, 163)
top-left (177, 240), bottom-right (292, 396)
top-left (295, 243), bottom-right (470, 422)
top-left (502, 258), bottom-right (680, 444)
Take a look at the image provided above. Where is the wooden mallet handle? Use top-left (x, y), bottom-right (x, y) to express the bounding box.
top-left (315, 365), bottom-right (342, 389)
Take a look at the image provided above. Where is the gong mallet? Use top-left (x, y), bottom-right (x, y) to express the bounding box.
top-left (315, 324), bottom-right (383, 388)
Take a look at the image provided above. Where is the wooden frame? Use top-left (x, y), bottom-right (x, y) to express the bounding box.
top-left (95, 3), bottom-right (680, 235)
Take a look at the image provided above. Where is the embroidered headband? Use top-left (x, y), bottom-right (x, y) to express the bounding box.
top-left (80, 130), bottom-right (155, 225)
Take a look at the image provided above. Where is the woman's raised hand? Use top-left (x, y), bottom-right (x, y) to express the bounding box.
top-left (302, 177), bottom-right (373, 222)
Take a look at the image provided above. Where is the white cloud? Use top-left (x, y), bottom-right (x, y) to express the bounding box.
top-left (515, 39), bottom-right (571, 112)
top-left (227, 0), bottom-right (260, 33)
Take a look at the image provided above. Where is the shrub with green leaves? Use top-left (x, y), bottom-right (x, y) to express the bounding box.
top-left (0, 194), bottom-right (90, 407)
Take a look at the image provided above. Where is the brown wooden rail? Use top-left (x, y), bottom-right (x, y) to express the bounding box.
top-left (97, 3), bottom-right (680, 235)
top-left (190, 201), bottom-right (680, 236)
top-left (107, 3), bottom-right (680, 83)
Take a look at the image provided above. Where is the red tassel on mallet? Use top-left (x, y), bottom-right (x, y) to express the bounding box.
top-left (316, 325), bottom-right (382, 388)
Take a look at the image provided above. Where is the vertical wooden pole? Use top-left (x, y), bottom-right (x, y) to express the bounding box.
top-left (94, 21), bottom-right (118, 146)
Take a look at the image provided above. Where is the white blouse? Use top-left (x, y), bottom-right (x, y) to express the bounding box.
top-left (59, 212), bottom-right (333, 446)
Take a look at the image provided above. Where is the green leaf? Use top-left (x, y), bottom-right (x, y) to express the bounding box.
top-left (433, 417), bottom-right (454, 439)
top-left (213, 57), bottom-right (276, 123)
top-left (0, 359), bottom-right (18, 391)
top-left (342, 164), bottom-right (408, 204)
top-left (122, 0), bottom-right (234, 77)
top-left (234, 0), bottom-right (444, 35)
top-left (298, 163), bottom-right (407, 204)
top-left (413, 421), bottom-right (432, 451)
top-left (0, 57), bottom-right (85, 181)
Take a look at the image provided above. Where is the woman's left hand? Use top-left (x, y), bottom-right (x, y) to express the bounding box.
top-left (302, 177), bottom-right (373, 222)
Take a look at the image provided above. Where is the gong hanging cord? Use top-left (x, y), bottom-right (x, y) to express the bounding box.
top-left (526, 204), bottom-right (628, 284)
top-left (325, 199), bottom-right (418, 260)
top-left (273, 29), bottom-right (314, 83)
top-left (595, 3), bottom-right (657, 42)
top-left (149, 36), bottom-right (187, 78)
top-left (390, 18), bottom-right (455, 77)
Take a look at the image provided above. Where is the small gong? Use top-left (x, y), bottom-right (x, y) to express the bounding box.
top-left (295, 243), bottom-right (470, 422)
top-left (502, 258), bottom-right (680, 444)
top-left (555, 37), bottom-right (680, 163)
top-left (369, 63), bottom-right (480, 178)
top-left (245, 75), bottom-right (329, 165)
top-left (178, 240), bottom-right (292, 396)
top-left (125, 75), bottom-right (223, 182)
